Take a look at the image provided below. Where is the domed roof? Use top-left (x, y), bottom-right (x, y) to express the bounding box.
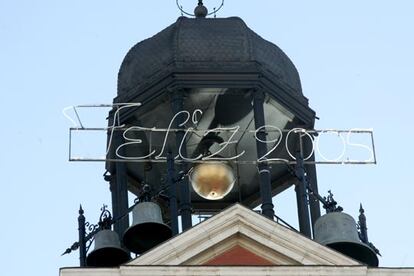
top-left (118, 17), bottom-right (302, 96)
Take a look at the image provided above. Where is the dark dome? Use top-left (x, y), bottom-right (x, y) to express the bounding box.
top-left (118, 16), bottom-right (302, 95)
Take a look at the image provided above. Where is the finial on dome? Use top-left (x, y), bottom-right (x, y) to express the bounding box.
top-left (176, 0), bottom-right (224, 18)
top-left (194, 0), bottom-right (208, 18)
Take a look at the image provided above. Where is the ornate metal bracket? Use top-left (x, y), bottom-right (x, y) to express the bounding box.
top-left (61, 205), bottom-right (113, 258)
top-left (323, 190), bottom-right (343, 213)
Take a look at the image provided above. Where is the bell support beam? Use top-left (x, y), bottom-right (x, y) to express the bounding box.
top-left (171, 91), bottom-right (192, 231)
top-left (294, 135), bottom-right (312, 238)
top-left (252, 90), bottom-right (275, 220)
top-left (111, 130), bottom-right (130, 241)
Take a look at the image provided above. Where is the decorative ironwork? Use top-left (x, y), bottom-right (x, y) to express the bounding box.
top-left (175, 0), bottom-right (224, 17)
top-left (323, 191), bottom-right (343, 213)
top-left (357, 204), bottom-right (381, 256)
top-left (98, 205), bottom-right (112, 229)
top-left (358, 204), bottom-right (368, 243)
top-left (138, 184), bottom-right (152, 203)
top-left (306, 186), bottom-right (344, 214)
top-left (85, 236), bottom-right (95, 254)
top-left (61, 242), bottom-right (79, 256)
top-left (84, 221), bottom-right (100, 237)
top-left (61, 205), bottom-right (114, 258)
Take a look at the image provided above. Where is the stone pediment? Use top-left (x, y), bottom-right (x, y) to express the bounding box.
top-left (129, 204), bottom-right (359, 266)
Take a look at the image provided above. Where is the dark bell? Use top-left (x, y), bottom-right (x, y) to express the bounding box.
top-left (123, 202), bottom-right (172, 254)
top-left (86, 229), bottom-right (129, 267)
top-left (314, 212), bottom-right (378, 267)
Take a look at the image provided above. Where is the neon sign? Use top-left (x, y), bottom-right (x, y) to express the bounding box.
top-left (64, 104), bottom-right (376, 165)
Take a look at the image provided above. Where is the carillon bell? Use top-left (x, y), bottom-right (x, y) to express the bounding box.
top-left (314, 212), bottom-right (378, 267)
top-left (86, 229), bottom-right (130, 267)
top-left (189, 133), bottom-right (236, 200)
top-left (123, 201), bottom-right (172, 254)
top-left (189, 161), bottom-right (235, 200)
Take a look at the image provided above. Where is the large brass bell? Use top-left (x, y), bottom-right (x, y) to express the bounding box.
top-left (314, 212), bottom-right (378, 267)
top-left (123, 202), bottom-right (172, 254)
top-left (189, 162), bottom-right (235, 200)
top-left (86, 229), bottom-right (130, 267)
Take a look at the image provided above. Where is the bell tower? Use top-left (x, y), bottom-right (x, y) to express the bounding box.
top-left (106, 2), bottom-right (319, 240)
top-left (62, 1), bottom-right (381, 270)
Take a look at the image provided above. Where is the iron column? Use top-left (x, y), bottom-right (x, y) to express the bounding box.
top-left (294, 134), bottom-right (312, 238)
top-left (112, 130), bottom-right (130, 240)
top-left (167, 151), bottom-right (179, 235)
top-left (253, 90), bottom-right (275, 219)
top-left (305, 153), bottom-right (321, 233)
top-left (78, 205), bottom-right (86, 267)
top-left (171, 91), bottom-right (192, 230)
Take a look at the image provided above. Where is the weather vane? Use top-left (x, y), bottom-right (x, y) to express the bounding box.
top-left (176, 0), bottom-right (224, 18)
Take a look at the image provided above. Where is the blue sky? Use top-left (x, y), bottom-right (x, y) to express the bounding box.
top-left (1, 1), bottom-right (413, 275)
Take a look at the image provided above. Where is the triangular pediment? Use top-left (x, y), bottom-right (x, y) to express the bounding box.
top-left (185, 234), bottom-right (298, 265)
top-left (129, 204), bottom-right (359, 266)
